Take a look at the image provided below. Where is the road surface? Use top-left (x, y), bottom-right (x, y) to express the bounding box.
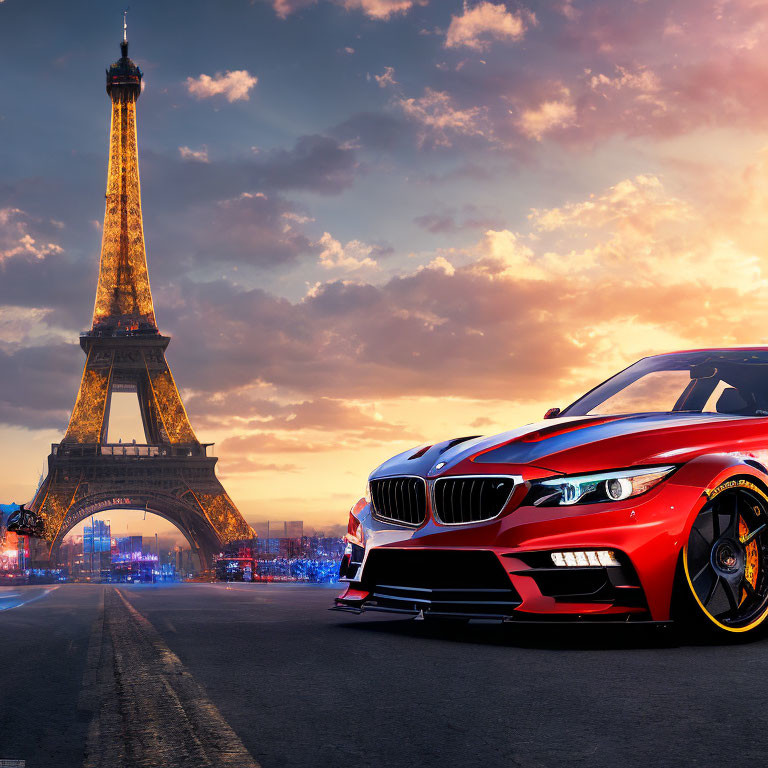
top-left (1, 582), bottom-right (767, 767)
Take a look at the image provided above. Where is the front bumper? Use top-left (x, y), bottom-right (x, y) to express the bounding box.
top-left (335, 476), bottom-right (707, 622)
top-left (334, 546), bottom-right (648, 622)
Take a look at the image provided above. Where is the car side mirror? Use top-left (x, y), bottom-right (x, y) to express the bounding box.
top-left (544, 407), bottom-right (561, 419)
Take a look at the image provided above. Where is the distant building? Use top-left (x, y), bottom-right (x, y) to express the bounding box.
top-left (214, 525), bottom-right (343, 583)
top-left (251, 521), bottom-right (303, 540)
top-left (82, 520), bottom-right (112, 577)
top-left (114, 535), bottom-right (143, 558)
top-left (57, 535), bottom-right (85, 578)
top-left (84, 520), bottom-right (111, 554)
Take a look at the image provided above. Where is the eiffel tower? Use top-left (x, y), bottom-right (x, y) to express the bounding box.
top-left (18, 25), bottom-right (253, 568)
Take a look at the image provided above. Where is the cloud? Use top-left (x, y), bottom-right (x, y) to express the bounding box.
top-left (588, 65), bottom-right (661, 96)
top-left (142, 153), bottom-right (768, 419)
top-left (0, 342), bottom-right (82, 430)
top-left (316, 232), bottom-right (378, 272)
top-left (196, 395), bottom-right (415, 439)
top-left (529, 174), bottom-right (687, 234)
top-left (0, 208), bottom-right (87, 329)
top-left (517, 0), bottom-right (768, 143)
top-left (217, 459), bottom-right (301, 476)
top-left (445, 2), bottom-right (532, 50)
top-left (397, 88), bottom-right (487, 147)
top-left (158, 192), bottom-right (316, 272)
top-left (268, 0), bottom-right (424, 19)
top-left (515, 86), bottom-right (576, 141)
top-left (341, 0), bottom-right (423, 19)
top-left (414, 205), bottom-right (503, 234)
top-left (220, 433), bottom-right (333, 455)
top-left (332, 111), bottom-right (409, 151)
top-left (0, 208), bottom-right (63, 263)
top-left (139, 134), bottom-right (358, 210)
top-left (271, 0), bottom-right (315, 17)
top-left (178, 145), bottom-right (209, 163)
top-left (214, 396), bottom-right (421, 467)
top-left (374, 66), bottom-right (397, 88)
top-left (0, 307), bottom-right (51, 348)
top-left (186, 70), bottom-right (258, 102)
top-left (259, 135), bottom-right (358, 191)
top-left (336, 1), bottom-right (768, 151)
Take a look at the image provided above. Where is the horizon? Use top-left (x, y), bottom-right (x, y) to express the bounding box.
top-left (58, 509), bottom-right (345, 546)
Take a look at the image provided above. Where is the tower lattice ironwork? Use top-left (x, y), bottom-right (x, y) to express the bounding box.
top-left (24, 31), bottom-right (253, 567)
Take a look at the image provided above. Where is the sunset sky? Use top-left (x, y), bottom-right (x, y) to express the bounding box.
top-left (3, 0), bottom-right (768, 540)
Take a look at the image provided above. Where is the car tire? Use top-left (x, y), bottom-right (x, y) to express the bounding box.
top-left (676, 478), bottom-right (768, 637)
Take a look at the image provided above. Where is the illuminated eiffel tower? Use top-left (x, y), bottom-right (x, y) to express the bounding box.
top-left (18, 22), bottom-right (253, 567)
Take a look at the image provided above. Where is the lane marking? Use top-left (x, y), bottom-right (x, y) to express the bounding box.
top-left (0, 586), bottom-right (59, 612)
top-left (82, 587), bottom-right (260, 768)
top-left (77, 588), bottom-right (105, 715)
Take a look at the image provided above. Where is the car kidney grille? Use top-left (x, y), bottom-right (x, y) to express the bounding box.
top-left (370, 477), bottom-right (427, 526)
top-left (433, 476), bottom-right (517, 524)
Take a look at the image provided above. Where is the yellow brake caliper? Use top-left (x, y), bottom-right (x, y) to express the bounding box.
top-left (740, 516), bottom-right (759, 605)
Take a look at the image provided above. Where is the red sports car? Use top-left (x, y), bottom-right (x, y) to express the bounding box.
top-left (335, 348), bottom-right (768, 635)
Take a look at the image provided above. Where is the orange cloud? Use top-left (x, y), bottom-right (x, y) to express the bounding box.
top-left (270, 0), bottom-right (424, 19)
top-left (0, 208), bottom-right (63, 263)
top-left (515, 86), bottom-right (576, 141)
top-left (178, 145), bottom-right (209, 163)
top-left (341, 0), bottom-right (423, 18)
top-left (186, 70), bottom-right (258, 102)
top-left (445, 1), bottom-right (532, 50)
top-left (316, 232), bottom-right (379, 273)
top-left (397, 88), bottom-right (487, 147)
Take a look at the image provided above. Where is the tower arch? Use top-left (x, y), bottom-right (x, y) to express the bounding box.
top-left (48, 491), bottom-right (222, 569)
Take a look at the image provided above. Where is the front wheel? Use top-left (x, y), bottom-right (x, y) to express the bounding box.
top-left (680, 480), bottom-right (768, 635)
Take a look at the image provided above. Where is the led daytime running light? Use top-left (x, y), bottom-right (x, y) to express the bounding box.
top-left (551, 550), bottom-right (620, 567)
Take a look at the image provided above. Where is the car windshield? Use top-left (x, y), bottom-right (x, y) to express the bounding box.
top-left (562, 350), bottom-right (768, 417)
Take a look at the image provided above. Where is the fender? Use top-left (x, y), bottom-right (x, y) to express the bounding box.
top-left (671, 453), bottom-right (768, 534)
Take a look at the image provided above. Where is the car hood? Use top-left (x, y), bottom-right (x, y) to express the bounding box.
top-left (371, 412), bottom-right (761, 480)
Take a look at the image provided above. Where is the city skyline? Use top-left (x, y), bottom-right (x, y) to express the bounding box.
top-left (3, 0), bottom-right (768, 536)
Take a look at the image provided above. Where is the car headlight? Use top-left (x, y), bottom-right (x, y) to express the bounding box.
top-left (533, 466), bottom-right (676, 506)
top-left (363, 482), bottom-right (371, 504)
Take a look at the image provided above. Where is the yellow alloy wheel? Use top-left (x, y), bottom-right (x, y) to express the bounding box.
top-left (683, 480), bottom-right (768, 634)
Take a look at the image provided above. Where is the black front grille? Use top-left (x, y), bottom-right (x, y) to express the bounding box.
top-left (370, 477), bottom-right (427, 526)
top-left (432, 476), bottom-right (517, 524)
top-left (360, 548), bottom-right (521, 617)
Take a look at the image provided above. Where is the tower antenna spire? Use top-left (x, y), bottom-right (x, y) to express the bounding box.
top-left (123, 8), bottom-right (128, 43)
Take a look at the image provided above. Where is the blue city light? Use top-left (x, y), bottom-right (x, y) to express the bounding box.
top-left (214, 537), bottom-right (345, 583)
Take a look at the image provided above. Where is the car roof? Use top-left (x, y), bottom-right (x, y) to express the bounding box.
top-left (652, 346), bottom-right (768, 356)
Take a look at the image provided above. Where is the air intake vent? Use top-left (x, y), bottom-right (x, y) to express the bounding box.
top-left (361, 549), bottom-right (521, 618)
top-left (370, 477), bottom-right (427, 526)
top-left (433, 475), bottom-right (518, 525)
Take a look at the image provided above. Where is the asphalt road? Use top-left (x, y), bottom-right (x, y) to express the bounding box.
top-left (1, 582), bottom-right (768, 767)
